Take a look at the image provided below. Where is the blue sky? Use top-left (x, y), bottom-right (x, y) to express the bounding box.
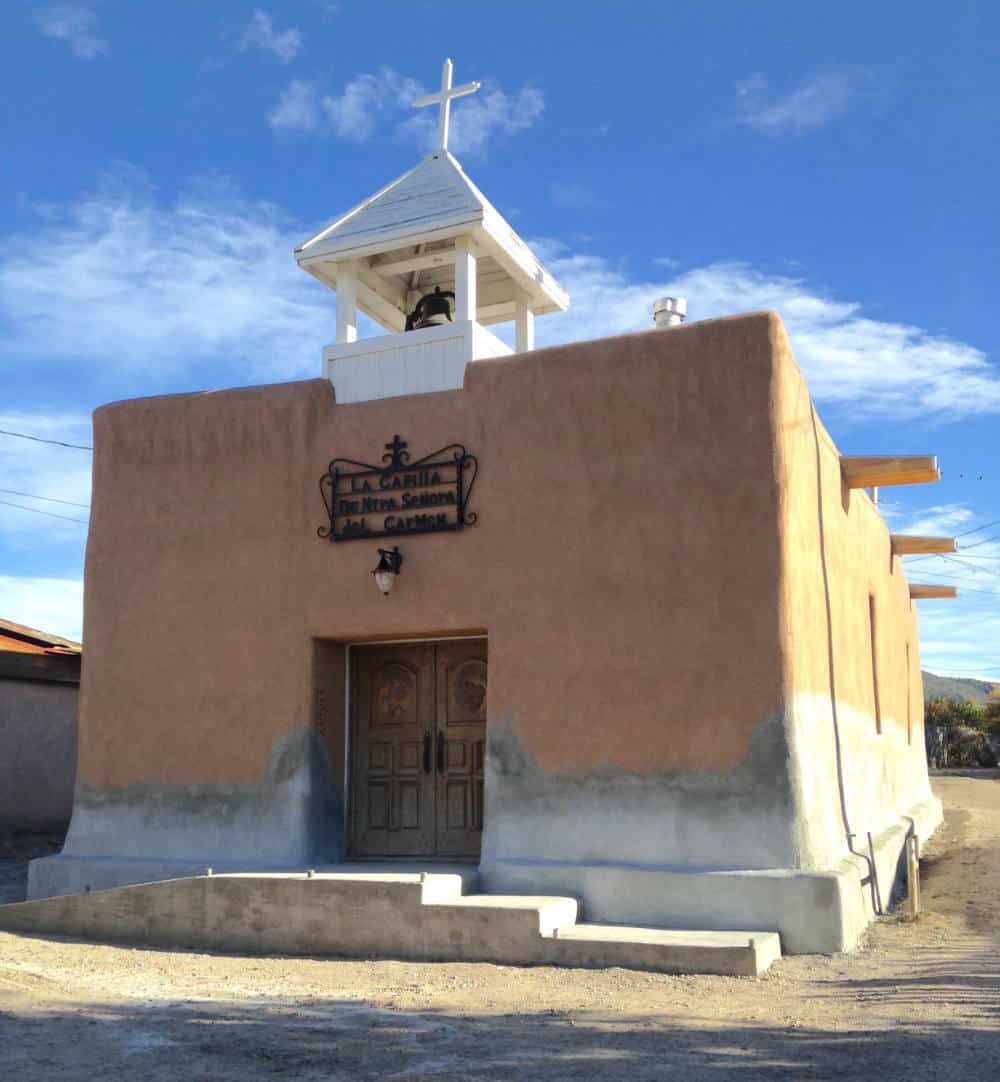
top-left (1, 1), bottom-right (998, 679)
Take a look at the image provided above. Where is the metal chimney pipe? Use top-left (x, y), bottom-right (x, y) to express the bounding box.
top-left (653, 297), bottom-right (687, 328)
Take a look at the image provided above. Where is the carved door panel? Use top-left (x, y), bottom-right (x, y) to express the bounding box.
top-left (434, 641), bottom-right (487, 858)
top-left (351, 644), bottom-right (436, 858)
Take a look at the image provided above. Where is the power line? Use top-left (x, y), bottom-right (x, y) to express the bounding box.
top-left (906, 545), bottom-right (1000, 568)
top-left (0, 498), bottom-right (89, 525)
top-left (903, 520), bottom-right (1000, 563)
top-left (962, 532), bottom-right (1000, 552)
top-left (936, 555), bottom-right (1000, 577)
top-left (914, 560), bottom-right (1000, 580)
top-left (911, 562), bottom-right (1000, 581)
top-left (956, 518), bottom-right (1000, 539)
top-left (917, 566), bottom-right (995, 584)
top-left (902, 520), bottom-right (1000, 567)
top-left (906, 554), bottom-right (1000, 568)
top-left (0, 428), bottom-right (92, 451)
top-left (0, 488), bottom-right (90, 509)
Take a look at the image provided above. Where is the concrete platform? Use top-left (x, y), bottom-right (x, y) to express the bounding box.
top-left (26, 855), bottom-right (483, 901)
top-left (0, 865), bottom-right (780, 977)
top-left (554, 923), bottom-right (782, 976)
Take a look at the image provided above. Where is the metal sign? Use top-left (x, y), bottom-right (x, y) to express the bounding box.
top-left (319, 435), bottom-right (478, 542)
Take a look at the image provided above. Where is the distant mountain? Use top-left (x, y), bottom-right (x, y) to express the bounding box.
top-left (922, 671), bottom-right (996, 706)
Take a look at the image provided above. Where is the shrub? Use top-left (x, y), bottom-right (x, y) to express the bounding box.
top-left (926, 696), bottom-right (987, 730)
top-left (948, 725), bottom-right (998, 768)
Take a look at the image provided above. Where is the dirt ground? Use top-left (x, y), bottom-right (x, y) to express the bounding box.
top-left (1, 772), bottom-right (997, 1080)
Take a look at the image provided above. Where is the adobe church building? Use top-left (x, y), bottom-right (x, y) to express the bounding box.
top-left (15, 61), bottom-right (955, 967)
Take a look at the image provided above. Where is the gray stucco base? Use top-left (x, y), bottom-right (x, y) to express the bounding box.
top-left (29, 727), bottom-right (345, 901)
top-left (481, 795), bottom-right (943, 954)
top-left (29, 796), bottom-right (941, 954)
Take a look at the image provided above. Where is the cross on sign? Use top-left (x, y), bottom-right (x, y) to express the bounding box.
top-left (411, 58), bottom-right (480, 152)
top-left (383, 434), bottom-right (409, 467)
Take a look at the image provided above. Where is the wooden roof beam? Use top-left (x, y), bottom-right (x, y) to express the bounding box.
top-left (891, 536), bottom-right (957, 556)
top-left (842, 455), bottom-right (940, 489)
top-left (909, 584), bottom-right (958, 599)
top-left (355, 277), bottom-right (406, 334)
top-left (370, 248), bottom-right (456, 277)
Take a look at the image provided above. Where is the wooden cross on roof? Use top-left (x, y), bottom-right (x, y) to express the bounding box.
top-left (411, 58), bottom-right (481, 152)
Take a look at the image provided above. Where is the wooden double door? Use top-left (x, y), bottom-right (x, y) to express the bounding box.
top-left (350, 640), bottom-right (486, 859)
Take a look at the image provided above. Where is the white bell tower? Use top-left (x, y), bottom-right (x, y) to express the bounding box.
top-left (294, 59), bottom-right (568, 405)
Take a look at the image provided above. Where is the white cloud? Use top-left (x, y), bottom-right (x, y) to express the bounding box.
top-left (532, 250), bottom-right (1000, 419)
top-left (3, 176), bottom-right (999, 423)
top-left (322, 69), bottom-right (422, 141)
top-left (400, 85), bottom-right (544, 156)
top-left (270, 79), bottom-right (320, 131)
top-left (34, 4), bottom-right (109, 60)
top-left (887, 503), bottom-right (977, 538)
top-left (0, 173), bottom-right (332, 380)
top-left (239, 10), bottom-right (301, 63)
top-left (269, 69), bottom-right (543, 155)
top-left (0, 576), bottom-right (84, 642)
top-left (737, 74), bottom-right (853, 134)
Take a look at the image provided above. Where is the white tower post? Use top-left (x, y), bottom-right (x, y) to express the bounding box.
top-left (515, 290), bottom-right (535, 353)
top-left (335, 262), bottom-right (358, 344)
top-left (454, 236), bottom-right (477, 323)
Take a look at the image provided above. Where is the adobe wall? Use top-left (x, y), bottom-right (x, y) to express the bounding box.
top-left (0, 678), bottom-right (78, 831)
top-left (773, 318), bottom-right (940, 900)
top-left (60, 313), bottom-right (799, 879)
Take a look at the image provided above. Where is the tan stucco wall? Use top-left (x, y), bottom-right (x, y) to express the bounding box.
top-left (773, 318), bottom-right (933, 870)
top-left (79, 314), bottom-right (787, 788)
top-left (69, 313), bottom-right (798, 871)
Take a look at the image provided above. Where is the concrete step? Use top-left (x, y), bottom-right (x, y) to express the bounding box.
top-left (551, 923), bottom-right (782, 977)
top-left (432, 894), bottom-right (579, 936)
top-left (0, 869), bottom-right (781, 976)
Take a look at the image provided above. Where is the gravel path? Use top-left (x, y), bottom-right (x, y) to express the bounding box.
top-left (1, 772), bottom-right (997, 1080)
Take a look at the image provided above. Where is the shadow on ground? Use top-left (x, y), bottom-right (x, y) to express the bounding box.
top-left (0, 832), bottom-right (62, 905)
top-left (929, 769), bottom-right (1000, 781)
top-left (1, 974), bottom-right (997, 1082)
top-left (804, 942), bottom-right (1000, 1016)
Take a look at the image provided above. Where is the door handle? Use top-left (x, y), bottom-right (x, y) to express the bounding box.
top-left (423, 731), bottom-right (432, 774)
top-left (437, 730), bottom-right (446, 774)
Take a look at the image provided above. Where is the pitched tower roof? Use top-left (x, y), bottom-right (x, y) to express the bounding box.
top-left (297, 152), bottom-right (485, 260)
top-left (295, 150), bottom-right (568, 329)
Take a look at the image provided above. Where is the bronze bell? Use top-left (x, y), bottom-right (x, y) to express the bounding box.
top-left (405, 286), bottom-right (455, 331)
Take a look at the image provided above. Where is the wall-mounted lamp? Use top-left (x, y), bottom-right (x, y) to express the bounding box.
top-left (371, 546), bottom-right (403, 596)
